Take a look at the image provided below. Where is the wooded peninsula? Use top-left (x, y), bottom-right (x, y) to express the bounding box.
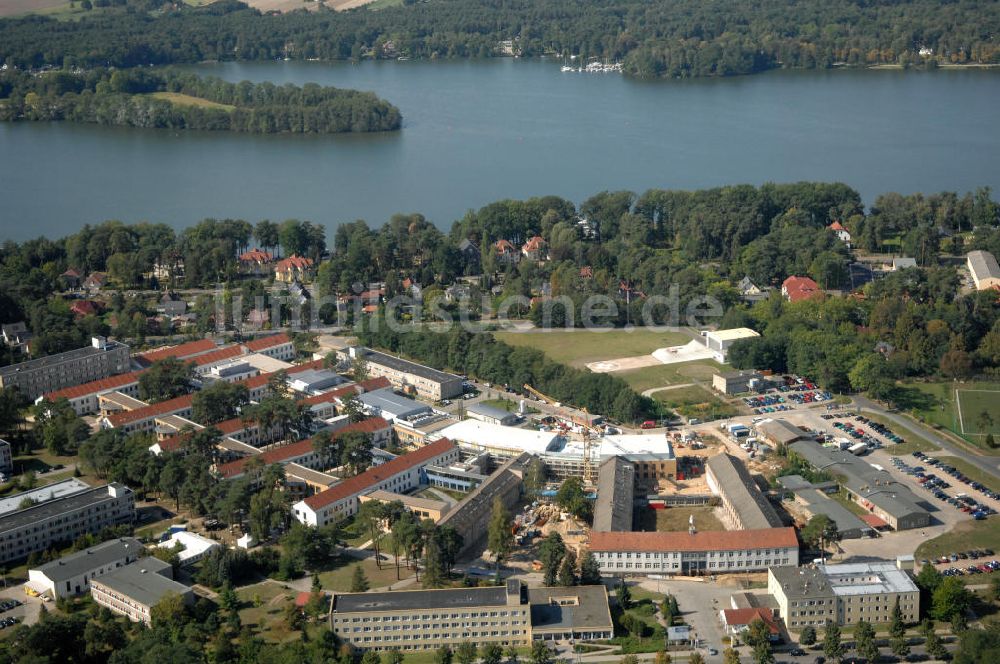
top-left (0, 0), bottom-right (997, 78)
top-left (0, 68), bottom-right (402, 134)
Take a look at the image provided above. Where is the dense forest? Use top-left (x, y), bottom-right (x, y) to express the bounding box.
top-left (0, 0), bottom-right (998, 78)
top-left (0, 67), bottom-right (401, 133)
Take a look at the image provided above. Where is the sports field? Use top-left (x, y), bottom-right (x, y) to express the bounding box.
top-left (902, 381), bottom-right (1000, 450)
top-left (618, 359), bottom-right (728, 393)
top-left (495, 328), bottom-right (689, 368)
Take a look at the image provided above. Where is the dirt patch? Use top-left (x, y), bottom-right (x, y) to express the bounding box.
top-left (0, 0), bottom-right (66, 18)
top-left (242, 0), bottom-right (375, 12)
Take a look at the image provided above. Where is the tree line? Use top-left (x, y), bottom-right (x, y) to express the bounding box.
top-left (1, 0), bottom-right (998, 78)
top-left (0, 67), bottom-right (401, 133)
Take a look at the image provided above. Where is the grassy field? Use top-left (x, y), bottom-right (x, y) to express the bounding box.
top-left (933, 456), bottom-right (1000, 494)
top-left (480, 398), bottom-right (538, 414)
top-left (149, 92), bottom-right (236, 111)
top-left (900, 381), bottom-right (1000, 450)
top-left (654, 384), bottom-right (738, 421)
top-left (317, 557), bottom-right (414, 591)
top-left (236, 581), bottom-right (299, 643)
top-left (915, 518), bottom-right (1000, 560)
top-left (496, 328), bottom-right (689, 367)
top-left (635, 505), bottom-right (724, 532)
top-left (829, 490), bottom-right (870, 517)
top-left (618, 360), bottom-right (728, 393)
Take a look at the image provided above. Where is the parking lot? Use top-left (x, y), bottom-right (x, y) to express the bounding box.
top-left (0, 585), bottom-right (42, 632)
top-left (744, 376), bottom-right (834, 415)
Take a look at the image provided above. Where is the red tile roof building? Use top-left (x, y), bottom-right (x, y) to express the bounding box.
top-left (104, 393), bottom-right (195, 434)
top-left (588, 528), bottom-right (799, 574)
top-left (781, 276), bottom-right (823, 303)
top-left (274, 255), bottom-right (315, 283)
top-left (720, 607), bottom-right (781, 636)
top-left (239, 248), bottom-right (273, 265)
top-left (292, 438), bottom-right (459, 527)
top-left (136, 339), bottom-right (218, 366)
top-left (38, 370), bottom-right (145, 416)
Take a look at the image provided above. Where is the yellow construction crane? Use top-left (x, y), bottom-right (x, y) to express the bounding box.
top-left (523, 384), bottom-right (600, 485)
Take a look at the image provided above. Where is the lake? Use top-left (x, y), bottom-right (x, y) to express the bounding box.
top-left (1, 59), bottom-right (999, 242)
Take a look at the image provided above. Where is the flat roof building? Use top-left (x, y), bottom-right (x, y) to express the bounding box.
top-left (703, 328), bottom-right (760, 362)
top-left (967, 250), bottom-right (1000, 291)
top-left (705, 453), bottom-right (784, 531)
top-left (359, 489), bottom-right (451, 522)
top-left (712, 370), bottom-right (763, 395)
top-left (27, 537), bottom-right (144, 599)
top-left (346, 347), bottom-right (464, 401)
top-left (768, 561), bottom-right (919, 628)
top-left (789, 440), bottom-right (929, 531)
top-left (90, 557), bottom-right (193, 625)
top-left (592, 456), bottom-right (635, 532)
top-left (157, 530), bottom-right (220, 566)
top-left (0, 478), bottom-right (93, 516)
top-left (756, 419), bottom-right (810, 448)
top-left (589, 528), bottom-right (799, 576)
top-left (0, 483), bottom-right (135, 564)
top-left (0, 337), bottom-right (130, 400)
top-left (330, 580), bottom-right (612, 651)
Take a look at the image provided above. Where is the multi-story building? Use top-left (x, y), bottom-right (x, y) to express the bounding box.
top-left (134, 338), bottom-right (218, 367)
top-left (588, 528), bottom-right (800, 576)
top-left (292, 438), bottom-right (460, 527)
top-left (102, 393), bottom-right (195, 434)
top-left (329, 580), bottom-right (613, 651)
top-left (36, 370), bottom-right (144, 416)
top-left (244, 333), bottom-right (296, 361)
top-left (0, 483), bottom-right (135, 564)
top-left (0, 337), bottom-right (130, 400)
top-left (27, 537), bottom-right (144, 599)
top-left (705, 453), bottom-right (784, 531)
top-left (702, 328), bottom-right (760, 363)
top-left (768, 561), bottom-right (919, 629)
top-left (90, 557), bottom-right (193, 624)
top-left (345, 347), bottom-right (464, 401)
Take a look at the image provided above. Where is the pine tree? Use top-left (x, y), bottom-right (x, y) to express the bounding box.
top-left (822, 621), bottom-right (843, 664)
top-left (889, 597), bottom-right (906, 639)
top-left (487, 497), bottom-right (513, 574)
top-left (854, 620), bottom-right (878, 664)
top-left (350, 565), bottom-right (370, 592)
top-left (557, 548), bottom-right (578, 586)
top-left (578, 550), bottom-right (602, 585)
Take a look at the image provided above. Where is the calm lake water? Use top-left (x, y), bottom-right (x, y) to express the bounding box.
top-left (1, 59), bottom-right (999, 241)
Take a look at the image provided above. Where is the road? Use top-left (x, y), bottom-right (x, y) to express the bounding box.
top-left (853, 396), bottom-right (1000, 483)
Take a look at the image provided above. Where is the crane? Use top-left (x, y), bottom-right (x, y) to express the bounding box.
top-left (522, 384), bottom-right (600, 485)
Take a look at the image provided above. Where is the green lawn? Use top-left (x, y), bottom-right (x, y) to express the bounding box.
top-left (635, 505), bottom-right (725, 532)
top-left (235, 581), bottom-right (300, 643)
top-left (480, 398), bottom-right (538, 414)
top-left (933, 456), bottom-right (1000, 494)
top-left (829, 490), bottom-right (870, 517)
top-left (316, 556), bottom-right (414, 592)
top-left (916, 519), bottom-right (1000, 560)
top-left (496, 328), bottom-right (689, 368)
top-left (618, 360), bottom-right (728, 392)
top-left (898, 381), bottom-right (1000, 450)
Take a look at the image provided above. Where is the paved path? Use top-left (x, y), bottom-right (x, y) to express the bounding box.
top-left (641, 383), bottom-right (695, 398)
top-left (853, 396), bottom-right (1000, 482)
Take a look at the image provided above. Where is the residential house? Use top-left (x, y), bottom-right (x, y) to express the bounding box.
top-left (828, 221), bottom-right (852, 245)
top-left (522, 236), bottom-right (548, 261)
top-left (60, 269), bottom-right (82, 290)
top-left (781, 276), bottom-right (823, 303)
top-left (891, 257), bottom-right (918, 271)
top-left (239, 248), bottom-right (273, 272)
top-left (69, 300), bottom-right (100, 318)
top-left (458, 239), bottom-right (480, 272)
top-left (157, 292), bottom-right (187, 317)
top-left (274, 255), bottom-right (315, 283)
top-left (736, 276), bottom-right (768, 302)
top-left (1, 322), bottom-right (32, 355)
top-left (494, 239), bottom-right (521, 265)
top-left (83, 272), bottom-right (108, 292)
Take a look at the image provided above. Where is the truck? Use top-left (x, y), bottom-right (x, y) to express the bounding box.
top-left (849, 442), bottom-right (869, 456)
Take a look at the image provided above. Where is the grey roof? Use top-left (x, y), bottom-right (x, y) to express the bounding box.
top-left (289, 369), bottom-right (345, 391)
top-left (467, 402), bottom-right (518, 421)
top-left (0, 484), bottom-right (131, 533)
top-left (706, 453), bottom-right (783, 529)
top-left (593, 456), bottom-right (635, 532)
top-left (775, 474), bottom-right (813, 492)
top-left (335, 585), bottom-right (509, 613)
top-left (892, 257), bottom-right (918, 270)
top-left (0, 340), bottom-right (126, 378)
top-left (437, 454), bottom-right (530, 529)
top-left (93, 558), bottom-right (187, 608)
top-left (769, 565), bottom-right (832, 600)
top-left (757, 419), bottom-right (808, 446)
top-left (358, 388), bottom-right (432, 418)
top-left (789, 440), bottom-right (926, 521)
top-left (32, 537), bottom-right (143, 582)
top-left (717, 370), bottom-right (761, 381)
top-left (0, 478), bottom-right (92, 516)
top-left (360, 348), bottom-right (462, 386)
top-left (968, 250), bottom-right (1000, 281)
top-left (527, 586), bottom-right (614, 631)
top-left (795, 488), bottom-right (870, 537)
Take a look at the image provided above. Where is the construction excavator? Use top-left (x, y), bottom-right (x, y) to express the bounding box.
top-left (522, 383), bottom-right (601, 485)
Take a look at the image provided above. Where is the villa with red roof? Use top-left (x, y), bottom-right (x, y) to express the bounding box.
top-left (828, 221), bottom-right (852, 245)
top-left (239, 248), bottom-right (273, 267)
top-left (522, 236), bottom-right (548, 261)
top-left (493, 239), bottom-right (520, 265)
top-left (274, 255), bottom-right (315, 283)
top-left (781, 276), bottom-right (823, 303)
top-left (720, 607), bottom-right (781, 639)
top-left (292, 438), bottom-right (459, 527)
